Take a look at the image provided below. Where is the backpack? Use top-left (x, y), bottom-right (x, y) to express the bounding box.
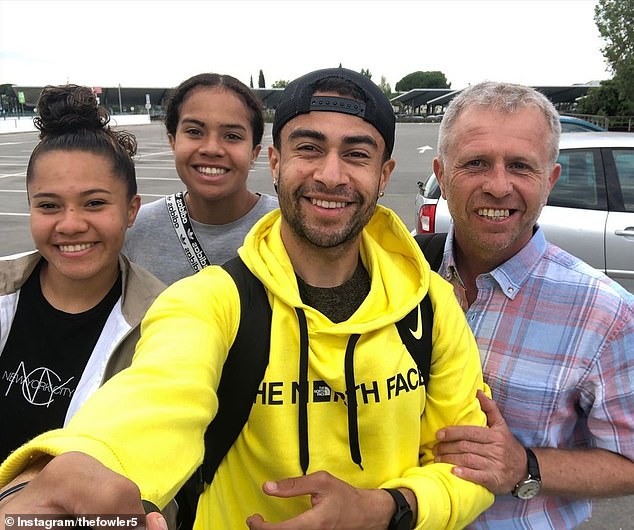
top-left (174, 232), bottom-right (448, 530)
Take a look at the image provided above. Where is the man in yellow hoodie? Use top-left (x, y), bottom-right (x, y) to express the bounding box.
top-left (0, 68), bottom-right (492, 530)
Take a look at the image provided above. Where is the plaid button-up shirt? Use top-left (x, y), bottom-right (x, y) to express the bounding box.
top-left (439, 226), bottom-right (634, 529)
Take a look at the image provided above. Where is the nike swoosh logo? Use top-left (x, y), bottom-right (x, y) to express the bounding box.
top-left (409, 304), bottom-right (423, 340)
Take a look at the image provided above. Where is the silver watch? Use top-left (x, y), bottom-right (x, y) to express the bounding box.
top-left (512, 448), bottom-right (541, 499)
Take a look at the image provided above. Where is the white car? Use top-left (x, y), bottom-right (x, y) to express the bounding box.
top-left (415, 132), bottom-right (634, 292)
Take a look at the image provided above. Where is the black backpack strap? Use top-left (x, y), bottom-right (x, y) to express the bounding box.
top-left (414, 233), bottom-right (447, 272)
top-left (201, 257), bottom-right (272, 481)
top-left (394, 233), bottom-right (447, 386)
top-left (175, 257), bottom-right (271, 530)
top-left (395, 294), bottom-right (433, 386)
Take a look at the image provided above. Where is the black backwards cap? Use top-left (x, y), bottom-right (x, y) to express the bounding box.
top-left (272, 67), bottom-right (396, 156)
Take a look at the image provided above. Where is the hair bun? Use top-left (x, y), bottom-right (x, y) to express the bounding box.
top-left (34, 84), bottom-right (110, 138)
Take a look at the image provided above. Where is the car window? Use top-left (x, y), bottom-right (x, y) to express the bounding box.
top-left (423, 174), bottom-right (441, 199)
top-left (561, 122), bottom-right (594, 133)
top-left (549, 149), bottom-right (606, 210)
top-left (613, 149), bottom-right (634, 213)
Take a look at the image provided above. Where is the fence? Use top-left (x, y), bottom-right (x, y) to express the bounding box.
top-left (566, 113), bottom-right (634, 132)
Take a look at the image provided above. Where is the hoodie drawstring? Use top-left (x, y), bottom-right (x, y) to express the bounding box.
top-left (295, 307), bottom-right (310, 475)
top-left (344, 333), bottom-right (363, 470)
top-left (294, 309), bottom-right (364, 474)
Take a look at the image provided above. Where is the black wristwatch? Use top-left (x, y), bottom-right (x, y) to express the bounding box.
top-left (383, 488), bottom-right (413, 530)
top-left (512, 447), bottom-right (542, 499)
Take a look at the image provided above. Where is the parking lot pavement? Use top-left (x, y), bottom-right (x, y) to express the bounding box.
top-left (0, 121), bottom-right (439, 255)
top-left (1, 122), bottom-right (632, 528)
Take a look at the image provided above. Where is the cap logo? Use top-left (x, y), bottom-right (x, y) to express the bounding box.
top-left (309, 96), bottom-right (366, 118)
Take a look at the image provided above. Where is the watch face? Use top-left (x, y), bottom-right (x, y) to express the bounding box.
top-left (516, 479), bottom-right (541, 500)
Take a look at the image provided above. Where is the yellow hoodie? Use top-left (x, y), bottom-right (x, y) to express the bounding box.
top-left (0, 206), bottom-right (492, 528)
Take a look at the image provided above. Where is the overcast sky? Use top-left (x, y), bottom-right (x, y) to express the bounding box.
top-left (0, 0), bottom-right (611, 90)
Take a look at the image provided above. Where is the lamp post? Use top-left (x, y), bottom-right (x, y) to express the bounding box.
top-left (118, 84), bottom-right (123, 114)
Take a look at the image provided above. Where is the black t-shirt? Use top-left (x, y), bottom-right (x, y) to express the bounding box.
top-left (0, 261), bottom-right (121, 461)
top-left (296, 261), bottom-right (370, 323)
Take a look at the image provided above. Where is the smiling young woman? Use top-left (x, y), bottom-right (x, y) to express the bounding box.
top-left (122, 73), bottom-right (279, 285)
top-left (0, 84), bottom-right (165, 462)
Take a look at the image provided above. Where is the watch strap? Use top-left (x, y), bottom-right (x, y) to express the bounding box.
top-left (383, 488), bottom-right (413, 530)
top-left (512, 447), bottom-right (542, 498)
top-left (525, 448), bottom-right (541, 481)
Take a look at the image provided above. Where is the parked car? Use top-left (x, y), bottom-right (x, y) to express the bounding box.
top-left (559, 115), bottom-right (606, 132)
top-left (415, 132), bottom-right (634, 292)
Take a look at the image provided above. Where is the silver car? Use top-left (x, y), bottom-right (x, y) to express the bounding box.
top-left (415, 132), bottom-right (634, 292)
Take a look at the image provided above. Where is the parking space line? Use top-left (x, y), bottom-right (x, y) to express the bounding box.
top-left (136, 150), bottom-right (173, 158)
top-left (136, 176), bottom-right (180, 181)
top-left (132, 166), bottom-right (177, 171)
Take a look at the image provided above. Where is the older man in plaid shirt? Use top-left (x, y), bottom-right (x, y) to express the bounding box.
top-left (432, 81), bottom-right (634, 529)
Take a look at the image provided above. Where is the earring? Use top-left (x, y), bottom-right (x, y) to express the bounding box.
top-left (379, 190), bottom-right (385, 197)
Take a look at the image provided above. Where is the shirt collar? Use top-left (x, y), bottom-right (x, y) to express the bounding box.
top-left (438, 228), bottom-right (459, 284)
top-left (440, 224), bottom-right (548, 300)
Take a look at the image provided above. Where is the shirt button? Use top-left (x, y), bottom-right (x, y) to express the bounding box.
top-left (507, 287), bottom-right (514, 294)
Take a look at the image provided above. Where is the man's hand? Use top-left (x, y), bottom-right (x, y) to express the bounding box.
top-left (0, 452), bottom-right (146, 529)
top-left (434, 390), bottom-right (526, 495)
top-left (246, 471), bottom-right (402, 530)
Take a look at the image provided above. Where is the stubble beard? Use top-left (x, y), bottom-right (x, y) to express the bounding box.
top-left (277, 174), bottom-right (378, 249)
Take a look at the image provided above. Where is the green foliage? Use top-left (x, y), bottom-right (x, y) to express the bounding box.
top-left (593, 0), bottom-right (634, 113)
top-left (577, 80), bottom-right (624, 115)
top-left (395, 71), bottom-right (451, 92)
top-left (258, 69), bottom-right (266, 89)
top-left (360, 68), bottom-right (372, 79)
top-left (613, 61), bottom-right (634, 113)
top-left (379, 76), bottom-right (392, 98)
top-left (271, 80), bottom-right (289, 89)
top-left (595, 0), bottom-right (634, 73)
top-left (250, 75), bottom-right (254, 89)
top-left (0, 84), bottom-right (17, 112)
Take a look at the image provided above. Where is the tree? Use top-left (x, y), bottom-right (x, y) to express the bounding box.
top-left (577, 79), bottom-right (623, 115)
top-left (271, 80), bottom-right (289, 88)
top-left (395, 71), bottom-right (451, 92)
top-left (0, 84), bottom-right (17, 113)
top-left (250, 75), bottom-right (254, 89)
top-left (379, 76), bottom-right (392, 99)
top-left (595, 0), bottom-right (634, 74)
top-left (594, 0), bottom-right (634, 112)
top-left (360, 68), bottom-right (372, 79)
top-left (258, 69), bottom-right (266, 89)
